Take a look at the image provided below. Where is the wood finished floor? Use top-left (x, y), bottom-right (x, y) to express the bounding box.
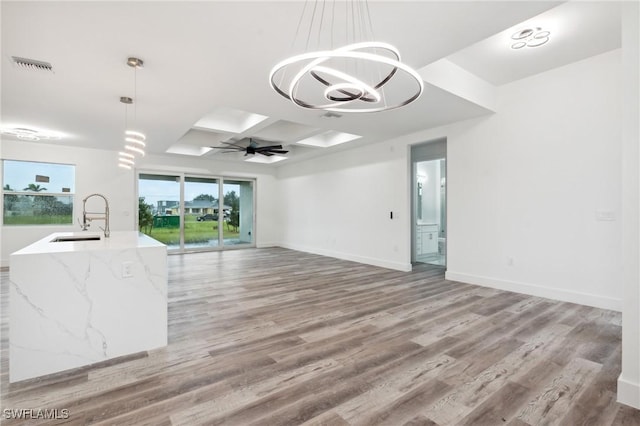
top-left (1, 247), bottom-right (639, 425)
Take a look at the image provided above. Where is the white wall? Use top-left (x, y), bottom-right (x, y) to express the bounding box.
top-left (277, 48), bottom-right (623, 311)
top-left (277, 142), bottom-right (411, 271)
top-left (446, 48), bottom-right (623, 311)
top-left (1, 140), bottom-right (136, 266)
top-left (618, 0), bottom-right (640, 409)
top-left (1, 144), bottom-right (281, 266)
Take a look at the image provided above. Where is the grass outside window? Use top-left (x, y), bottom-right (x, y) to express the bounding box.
top-left (143, 215), bottom-right (239, 246)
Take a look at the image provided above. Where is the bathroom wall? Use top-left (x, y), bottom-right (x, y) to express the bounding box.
top-left (417, 160), bottom-right (441, 226)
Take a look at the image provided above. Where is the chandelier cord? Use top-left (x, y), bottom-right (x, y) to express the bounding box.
top-left (317, 0), bottom-right (326, 51)
top-left (363, 0), bottom-right (387, 108)
top-left (293, 0), bottom-right (310, 51)
top-left (330, 0), bottom-right (335, 49)
top-left (305, 0), bottom-right (318, 52)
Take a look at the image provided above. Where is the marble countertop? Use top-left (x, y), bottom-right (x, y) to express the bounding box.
top-left (12, 231), bottom-right (165, 256)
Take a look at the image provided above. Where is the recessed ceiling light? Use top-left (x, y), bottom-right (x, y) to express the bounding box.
top-left (165, 144), bottom-right (213, 157)
top-left (193, 107), bottom-right (269, 134)
top-left (245, 155), bottom-right (288, 164)
top-left (296, 130), bottom-right (361, 148)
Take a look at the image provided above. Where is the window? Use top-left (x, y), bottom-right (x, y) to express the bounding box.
top-left (2, 160), bottom-right (75, 225)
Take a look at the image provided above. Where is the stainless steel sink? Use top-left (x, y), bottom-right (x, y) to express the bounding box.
top-left (51, 235), bottom-right (101, 242)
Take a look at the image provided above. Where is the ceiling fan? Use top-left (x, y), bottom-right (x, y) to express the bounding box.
top-left (210, 138), bottom-right (289, 157)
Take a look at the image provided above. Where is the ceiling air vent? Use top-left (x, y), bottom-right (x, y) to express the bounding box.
top-left (11, 56), bottom-right (53, 72)
top-left (321, 111), bottom-right (342, 119)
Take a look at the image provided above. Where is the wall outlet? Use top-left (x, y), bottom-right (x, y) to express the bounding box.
top-left (122, 261), bottom-right (133, 278)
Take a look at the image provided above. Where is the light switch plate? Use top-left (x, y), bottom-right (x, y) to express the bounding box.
top-left (595, 210), bottom-right (616, 221)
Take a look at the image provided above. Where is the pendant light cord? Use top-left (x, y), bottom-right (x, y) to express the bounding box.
top-left (134, 65), bottom-right (138, 125)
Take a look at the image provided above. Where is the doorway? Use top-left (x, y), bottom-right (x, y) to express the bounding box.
top-left (411, 139), bottom-right (447, 267)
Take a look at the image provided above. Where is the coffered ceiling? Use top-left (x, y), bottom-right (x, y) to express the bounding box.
top-left (0, 1), bottom-right (622, 165)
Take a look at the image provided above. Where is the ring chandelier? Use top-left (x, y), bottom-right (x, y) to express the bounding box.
top-left (269, 1), bottom-right (423, 113)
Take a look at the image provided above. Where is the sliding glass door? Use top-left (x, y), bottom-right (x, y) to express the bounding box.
top-left (184, 176), bottom-right (220, 249)
top-left (223, 179), bottom-right (254, 246)
top-left (137, 172), bottom-right (255, 252)
top-left (138, 173), bottom-right (181, 250)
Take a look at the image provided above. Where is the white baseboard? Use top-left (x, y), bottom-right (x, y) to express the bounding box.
top-left (256, 242), bottom-right (279, 248)
top-left (445, 271), bottom-right (622, 312)
top-left (618, 375), bottom-right (640, 408)
top-left (278, 242), bottom-right (412, 272)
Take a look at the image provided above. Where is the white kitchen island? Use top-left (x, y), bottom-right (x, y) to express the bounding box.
top-left (9, 231), bottom-right (167, 382)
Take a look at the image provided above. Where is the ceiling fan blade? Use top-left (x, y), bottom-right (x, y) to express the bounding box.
top-left (221, 141), bottom-right (247, 149)
top-left (210, 146), bottom-right (243, 150)
top-left (266, 149), bottom-right (289, 154)
top-left (260, 151), bottom-right (275, 156)
top-left (255, 144), bottom-right (283, 150)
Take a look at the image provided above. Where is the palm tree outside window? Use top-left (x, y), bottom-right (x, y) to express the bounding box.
top-left (2, 160), bottom-right (75, 225)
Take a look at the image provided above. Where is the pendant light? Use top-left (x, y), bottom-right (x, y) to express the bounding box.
top-left (125, 57), bottom-right (146, 155)
top-left (269, 0), bottom-right (423, 113)
top-left (118, 96), bottom-right (135, 169)
top-left (117, 57), bottom-right (146, 170)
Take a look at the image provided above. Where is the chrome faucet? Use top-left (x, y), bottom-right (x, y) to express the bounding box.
top-left (81, 193), bottom-right (110, 238)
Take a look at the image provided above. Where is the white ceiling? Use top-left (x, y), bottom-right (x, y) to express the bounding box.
top-left (0, 1), bottom-right (621, 165)
top-left (447, 1), bottom-right (622, 86)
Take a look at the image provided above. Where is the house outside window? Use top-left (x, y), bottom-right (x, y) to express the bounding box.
top-left (2, 160), bottom-right (75, 225)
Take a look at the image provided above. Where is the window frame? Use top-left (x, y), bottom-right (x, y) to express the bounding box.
top-left (2, 159), bottom-right (76, 227)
